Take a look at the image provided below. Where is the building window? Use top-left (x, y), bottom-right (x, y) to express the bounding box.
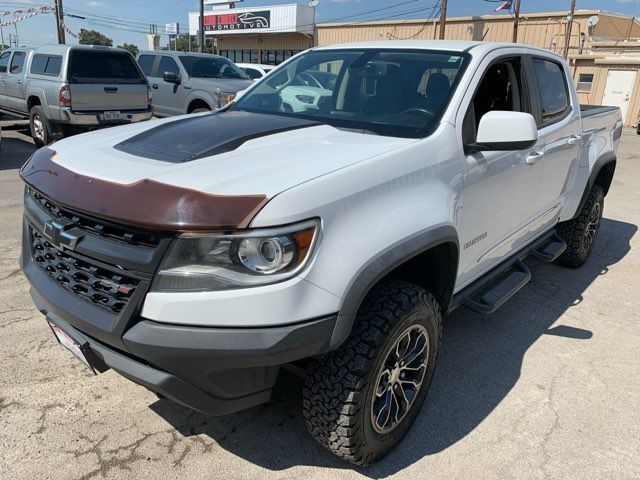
top-left (577, 73), bottom-right (594, 93)
top-left (260, 50), bottom-right (301, 66)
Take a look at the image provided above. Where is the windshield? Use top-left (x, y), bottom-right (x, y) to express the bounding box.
top-left (179, 55), bottom-right (249, 79)
top-left (231, 49), bottom-right (469, 138)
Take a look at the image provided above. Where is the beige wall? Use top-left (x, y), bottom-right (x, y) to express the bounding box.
top-left (316, 11), bottom-right (640, 54)
top-left (572, 59), bottom-right (640, 125)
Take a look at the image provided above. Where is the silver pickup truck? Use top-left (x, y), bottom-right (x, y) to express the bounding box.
top-left (136, 51), bottom-right (253, 116)
top-left (0, 45), bottom-right (153, 146)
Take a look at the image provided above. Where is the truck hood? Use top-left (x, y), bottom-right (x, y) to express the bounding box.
top-left (190, 77), bottom-right (254, 92)
top-left (47, 111), bottom-right (412, 198)
top-left (22, 111), bottom-right (413, 231)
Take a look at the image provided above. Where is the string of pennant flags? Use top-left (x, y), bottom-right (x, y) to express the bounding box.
top-left (0, 6), bottom-right (55, 28)
top-left (0, 5), bottom-right (79, 39)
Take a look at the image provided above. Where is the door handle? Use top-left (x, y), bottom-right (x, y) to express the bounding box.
top-left (566, 134), bottom-right (580, 147)
top-left (526, 151), bottom-right (545, 165)
top-left (15, 79), bottom-right (21, 85)
top-left (151, 83), bottom-right (158, 89)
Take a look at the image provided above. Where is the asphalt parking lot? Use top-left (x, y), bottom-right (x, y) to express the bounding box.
top-left (0, 117), bottom-right (639, 480)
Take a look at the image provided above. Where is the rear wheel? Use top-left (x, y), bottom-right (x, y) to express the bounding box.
top-left (29, 105), bottom-right (52, 147)
top-left (556, 184), bottom-right (604, 268)
top-left (191, 107), bottom-right (210, 114)
top-left (303, 279), bottom-right (442, 465)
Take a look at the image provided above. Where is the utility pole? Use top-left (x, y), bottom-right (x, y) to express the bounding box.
top-left (625, 0), bottom-right (640, 40)
top-left (198, 0), bottom-right (205, 53)
top-left (438, 0), bottom-right (447, 40)
top-left (512, 0), bottom-right (522, 43)
top-left (563, 0), bottom-right (576, 58)
top-left (55, 0), bottom-right (66, 44)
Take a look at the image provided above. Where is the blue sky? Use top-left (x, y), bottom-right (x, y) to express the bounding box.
top-left (1, 0), bottom-right (638, 49)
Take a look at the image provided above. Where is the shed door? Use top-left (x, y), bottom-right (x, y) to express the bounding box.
top-left (602, 69), bottom-right (636, 122)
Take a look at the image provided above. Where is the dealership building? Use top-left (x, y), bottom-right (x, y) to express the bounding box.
top-left (188, 3), bottom-right (640, 125)
top-left (188, 2), bottom-right (315, 65)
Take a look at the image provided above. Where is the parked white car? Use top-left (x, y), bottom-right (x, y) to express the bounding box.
top-left (20, 40), bottom-right (621, 466)
top-left (235, 63), bottom-right (275, 80)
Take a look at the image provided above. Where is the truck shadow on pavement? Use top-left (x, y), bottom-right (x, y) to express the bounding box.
top-left (150, 217), bottom-right (637, 477)
top-left (0, 136), bottom-right (37, 171)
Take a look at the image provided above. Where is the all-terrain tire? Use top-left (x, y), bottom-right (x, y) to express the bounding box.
top-left (302, 279), bottom-right (442, 466)
top-left (556, 184), bottom-right (604, 268)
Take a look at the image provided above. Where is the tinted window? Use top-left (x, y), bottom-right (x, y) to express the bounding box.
top-left (9, 51), bottom-right (26, 74)
top-left (68, 51), bottom-right (145, 84)
top-left (233, 49), bottom-right (469, 138)
top-left (0, 52), bottom-right (10, 73)
top-left (31, 55), bottom-right (62, 76)
top-left (137, 54), bottom-right (155, 76)
top-left (532, 58), bottom-right (569, 124)
top-left (45, 56), bottom-right (62, 75)
top-left (243, 67), bottom-right (262, 79)
top-left (157, 56), bottom-right (179, 77)
top-left (179, 55), bottom-right (247, 79)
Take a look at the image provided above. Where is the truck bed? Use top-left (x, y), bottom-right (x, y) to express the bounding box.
top-left (580, 104), bottom-right (620, 118)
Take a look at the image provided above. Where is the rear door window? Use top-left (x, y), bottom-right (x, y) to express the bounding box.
top-left (9, 51), bottom-right (26, 74)
top-left (532, 58), bottom-right (570, 125)
top-left (30, 54), bottom-right (62, 76)
top-left (137, 54), bottom-right (155, 76)
top-left (68, 50), bottom-right (145, 84)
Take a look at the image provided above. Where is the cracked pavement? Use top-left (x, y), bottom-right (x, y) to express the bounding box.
top-left (0, 118), bottom-right (639, 479)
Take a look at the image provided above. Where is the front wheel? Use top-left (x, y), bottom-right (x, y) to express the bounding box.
top-left (556, 184), bottom-right (604, 268)
top-left (303, 279), bottom-right (442, 466)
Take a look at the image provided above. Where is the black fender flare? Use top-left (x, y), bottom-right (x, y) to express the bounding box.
top-left (570, 153), bottom-right (616, 221)
top-left (328, 224), bottom-right (459, 350)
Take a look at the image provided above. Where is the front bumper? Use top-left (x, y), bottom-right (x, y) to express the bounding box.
top-left (28, 276), bottom-right (338, 415)
top-left (58, 107), bottom-right (153, 126)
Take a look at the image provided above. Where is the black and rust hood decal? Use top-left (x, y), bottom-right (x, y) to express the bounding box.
top-left (20, 147), bottom-right (269, 232)
top-left (113, 110), bottom-right (321, 163)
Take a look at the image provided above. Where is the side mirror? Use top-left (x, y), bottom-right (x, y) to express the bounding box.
top-left (163, 71), bottom-right (180, 84)
top-left (468, 111), bottom-right (538, 153)
top-left (234, 89), bottom-right (248, 100)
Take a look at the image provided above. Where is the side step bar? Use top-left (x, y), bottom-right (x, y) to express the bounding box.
top-left (462, 260), bottom-right (531, 314)
top-left (531, 232), bottom-right (567, 262)
top-left (451, 229), bottom-right (567, 315)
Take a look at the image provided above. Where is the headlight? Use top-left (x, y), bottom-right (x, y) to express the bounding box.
top-left (152, 219), bottom-right (319, 292)
top-left (295, 94), bottom-right (315, 104)
top-left (215, 90), bottom-right (235, 107)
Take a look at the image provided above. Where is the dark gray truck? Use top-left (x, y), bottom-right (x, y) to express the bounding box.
top-left (0, 44), bottom-right (152, 146)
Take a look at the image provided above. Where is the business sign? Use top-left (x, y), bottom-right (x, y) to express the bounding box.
top-left (165, 23), bottom-right (179, 35)
top-left (203, 10), bottom-right (271, 31)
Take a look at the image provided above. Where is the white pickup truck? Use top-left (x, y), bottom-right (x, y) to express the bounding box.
top-left (19, 41), bottom-right (621, 465)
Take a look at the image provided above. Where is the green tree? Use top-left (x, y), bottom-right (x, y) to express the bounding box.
top-left (163, 33), bottom-right (212, 53)
top-left (118, 43), bottom-right (139, 56)
top-left (78, 29), bottom-right (113, 47)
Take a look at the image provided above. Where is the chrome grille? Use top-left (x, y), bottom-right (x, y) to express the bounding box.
top-left (31, 230), bottom-right (139, 314)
